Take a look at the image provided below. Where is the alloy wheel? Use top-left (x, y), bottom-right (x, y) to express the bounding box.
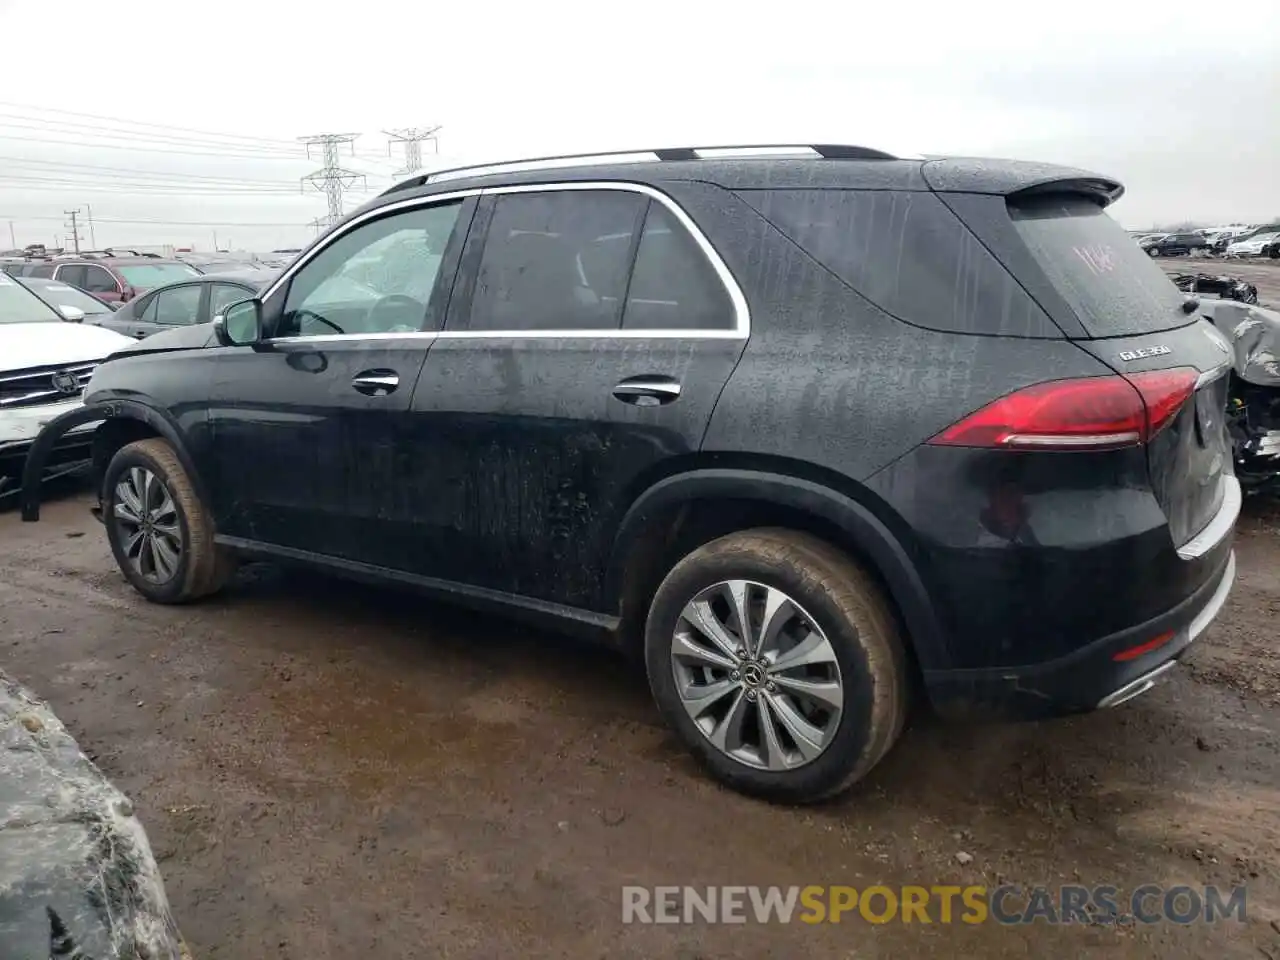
top-left (113, 467), bottom-right (183, 584)
top-left (670, 580), bottom-right (844, 771)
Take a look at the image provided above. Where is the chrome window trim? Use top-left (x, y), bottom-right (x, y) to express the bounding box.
top-left (254, 181), bottom-right (749, 344)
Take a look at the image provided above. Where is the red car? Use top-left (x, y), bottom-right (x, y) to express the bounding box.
top-left (16, 256), bottom-right (201, 303)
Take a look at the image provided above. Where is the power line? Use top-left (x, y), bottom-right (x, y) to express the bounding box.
top-left (0, 101), bottom-right (303, 148)
top-left (383, 126), bottom-right (442, 178)
top-left (300, 133), bottom-right (366, 232)
top-left (1, 212), bottom-right (311, 227)
top-left (0, 157), bottom-right (306, 187)
top-left (0, 116), bottom-right (304, 157)
top-left (0, 175), bottom-right (319, 196)
top-left (0, 133), bottom-right (317, 161)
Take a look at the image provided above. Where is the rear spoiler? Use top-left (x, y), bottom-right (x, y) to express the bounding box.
top-left (921, 158), bottom-right (1124, 207)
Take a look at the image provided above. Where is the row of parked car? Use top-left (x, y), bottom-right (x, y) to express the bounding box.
top-left (1132, 225), bottom-right (1280, 258)
top-left (0, 252), bottom-right (278, 337)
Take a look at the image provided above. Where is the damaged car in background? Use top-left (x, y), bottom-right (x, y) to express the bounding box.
top-left (1199, 299), bottom-right (1280, 495)
top-left (0, 669), bottom-right (189, 958)
top-left (1171, 272), bottom-right (1259, 305)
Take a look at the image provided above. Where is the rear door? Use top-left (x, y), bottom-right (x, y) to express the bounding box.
top-left (403, 184), bottom-right (747, 610)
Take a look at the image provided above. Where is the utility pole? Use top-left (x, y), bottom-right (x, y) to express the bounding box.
top-left (383, 126), bottom-right (441, 178)
top-left (8, 221), bottom-right (14, 248)
top-left (63, 209), bottom-right (82, 254)
top-left (299, 133), bottom-right (366, 234)
top-left (86, 205), bottom-right (96, 249)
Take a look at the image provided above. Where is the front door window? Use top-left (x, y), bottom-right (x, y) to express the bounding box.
top-left (279, 202), bottom-right (463, 338)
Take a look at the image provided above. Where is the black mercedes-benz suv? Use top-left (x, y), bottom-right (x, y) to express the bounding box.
top-left (21, 144), bottom-right (1240, 803)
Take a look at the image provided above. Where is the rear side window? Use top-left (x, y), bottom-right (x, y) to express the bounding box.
top-left (746, 189), bottom-right (1058, 337)
top-left (467, 190), bottom-right (644, 331)
top-left (623, 202), bottom-right (734, 331)
top-left (1008, 197), bottom-right (1186, 337)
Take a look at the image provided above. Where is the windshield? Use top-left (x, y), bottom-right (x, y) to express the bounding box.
top-left (1009, 197), bottom-right (1187, 337)
top-left (0, 273), bottom-right (63, 323)
top-left (116, 263), bottom-right (200, 287)
top-left (19, 278), bottom-right (110, 314)
top-left (1242, 232), bottom-right (1279, 244)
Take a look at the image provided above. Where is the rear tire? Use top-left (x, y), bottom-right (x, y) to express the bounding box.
top-left (644, 528), bottom-right (908, 804)
top-left (102, 438), bottom-right (235, 604)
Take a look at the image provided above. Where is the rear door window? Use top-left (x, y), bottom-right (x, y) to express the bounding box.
top-left (463, 190), bottom-right (645, 332)
top-left (57, 265), bottom-right (87, 288)
top-left (152, 284), bottom-right (204, 325)
top-left (81, 265), bottom-right (119, 294)
top-left (1008, 197), bottom-right (1187, 337)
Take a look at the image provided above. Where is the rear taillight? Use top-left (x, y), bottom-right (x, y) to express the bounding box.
top-left (928, 369), bottom-right (1199, 451)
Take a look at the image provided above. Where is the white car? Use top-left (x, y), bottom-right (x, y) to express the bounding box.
top-left (0, 273), bottom-right (133, 501)
top-left (1225, 232), bottom-right (1280, 258)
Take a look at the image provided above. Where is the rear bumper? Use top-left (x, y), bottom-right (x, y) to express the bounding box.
top-left (926, 548), bottom-right (1236, 721)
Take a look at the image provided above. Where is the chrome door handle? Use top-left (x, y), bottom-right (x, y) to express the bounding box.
top-left (612, 376), bottom-right (681, 406)
top-left (352, 370), bottom-right (400, 396)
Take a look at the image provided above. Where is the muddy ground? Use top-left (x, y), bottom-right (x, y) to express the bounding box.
top-left (2, 488), bottom-right (1278, 960)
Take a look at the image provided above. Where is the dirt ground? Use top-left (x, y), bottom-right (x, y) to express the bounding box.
top-left (1158, 256), bottom-right (1280, 310)
top-left (2, 487), bottom-right (1279, 960)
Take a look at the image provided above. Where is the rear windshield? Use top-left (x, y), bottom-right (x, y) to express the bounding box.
top-left (116, 263), bottom-right (200, 287)
top-left (1008, 197), bottom-right (1187, 338)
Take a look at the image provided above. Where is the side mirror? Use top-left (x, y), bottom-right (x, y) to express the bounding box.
top-left (214, 298), bottom-right (263, 346)
top-left (58, 305), bottom-right (86, 322)
top-left (107, 301), bottom-right (123, 312)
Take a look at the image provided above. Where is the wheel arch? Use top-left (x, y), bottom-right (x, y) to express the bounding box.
top-left (21, 398), bottom-right (207, 521)
top-left (604, 462), bottom-right (949, 673)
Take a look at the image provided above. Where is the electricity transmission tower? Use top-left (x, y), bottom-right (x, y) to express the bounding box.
top-left (63, 209), bottom-right (83, 253)
top-left (299, 133), bottom-right (367, 233)
top-left (384, 126), bottom-right (441, 177)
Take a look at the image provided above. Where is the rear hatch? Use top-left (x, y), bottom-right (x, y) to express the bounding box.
top-left (940, 186), bottom-right (1233, 549)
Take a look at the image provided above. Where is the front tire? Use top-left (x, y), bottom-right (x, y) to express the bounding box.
top-left (1148, 247), bottom-right (1160, 257)
top-left (644, 528), bottom-right (908, 803)
top-left (102, 438), bottom-right (234, 604)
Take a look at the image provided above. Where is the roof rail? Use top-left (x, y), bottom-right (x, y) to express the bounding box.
top-left (385, 143), bottom-right (907, 193)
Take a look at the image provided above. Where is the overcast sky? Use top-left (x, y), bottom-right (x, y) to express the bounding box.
top-left (0, 0), bottom-right (1276, 251)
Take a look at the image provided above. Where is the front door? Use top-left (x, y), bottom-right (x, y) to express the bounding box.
top-left (207, 196), bottom-right (473, 568)
top-left (404, 185), bottom-right (748, 611)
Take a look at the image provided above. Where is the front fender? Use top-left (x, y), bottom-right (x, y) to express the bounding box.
top-left (21, 400), bottom-right (204, 522)
top-left (605, 469), bottom-right (949, 672)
